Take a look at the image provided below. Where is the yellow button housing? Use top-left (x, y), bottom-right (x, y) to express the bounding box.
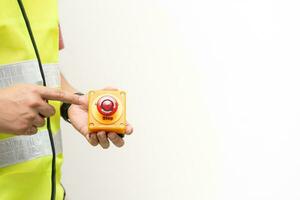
top-left (88, 90), bottom-right (126, 133)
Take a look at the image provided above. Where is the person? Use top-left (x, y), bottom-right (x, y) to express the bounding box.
top-left (0, 0), bottom-right (133, 199)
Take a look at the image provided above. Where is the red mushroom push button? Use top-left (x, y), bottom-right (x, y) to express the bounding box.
top-left (88, 90), bottom-right (126, 134)
top-left (97, 96), bottom-right (118, 116)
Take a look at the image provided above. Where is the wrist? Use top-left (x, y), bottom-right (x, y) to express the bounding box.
top-left (60, 92), bottom-right (84, 123)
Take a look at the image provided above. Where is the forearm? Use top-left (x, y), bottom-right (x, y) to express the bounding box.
top-left (60, 73), bottom-right (78, 93)
top-left (60, 73), bottom-right (84, 122)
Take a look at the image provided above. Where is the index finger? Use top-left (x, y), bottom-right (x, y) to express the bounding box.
top-left (38, 87), bottom-right (82, 104)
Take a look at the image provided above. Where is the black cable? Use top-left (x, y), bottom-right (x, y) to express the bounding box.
top-left (16, 0), bottom-right (56, 199)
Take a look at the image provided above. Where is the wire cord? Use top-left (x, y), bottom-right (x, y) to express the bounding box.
top-left (16, 0), bottom-right (57, 199)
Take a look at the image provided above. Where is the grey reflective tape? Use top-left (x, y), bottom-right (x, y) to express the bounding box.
top-left (0, 130), bottom-right (62, 168)
top-left (0, 60), bottom-right (60, 88)
top-left (43, 63), bottom-right (61, 88)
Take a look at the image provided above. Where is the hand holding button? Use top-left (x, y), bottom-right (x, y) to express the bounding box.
top-left (68, 87), bottom-right (133, 149)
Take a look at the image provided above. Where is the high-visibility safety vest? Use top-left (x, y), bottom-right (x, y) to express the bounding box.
top-left (0, 0), bottom-right (65, 199)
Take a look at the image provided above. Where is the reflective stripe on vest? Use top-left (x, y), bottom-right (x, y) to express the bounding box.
top-left (0, 130), bottom-right (62, 168)
top-left (0, 60), bottom-right (60, 88)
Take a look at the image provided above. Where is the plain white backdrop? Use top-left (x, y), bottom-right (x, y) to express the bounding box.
top-left (59, 0), bottom-right (300, 200)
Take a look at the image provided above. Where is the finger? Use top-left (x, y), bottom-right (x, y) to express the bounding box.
top-left (96, 131), bottom-right (110, 149)
top-left (36, 102), bottom-right (56, 118)
top-left (86, 133), bottom-right (99, 146)
top-left (125, 122), bottom-right (134, 135)
top-left (25, 126), bottom-right (38, 135)
top-left (32, 116), bottom-right (45, 127)
top-left (37, 86), bottom-right (82, 105)
top-left (107, 132), bottom-right (124, 147)
top-left (79, 128), bottom-right (98, 147)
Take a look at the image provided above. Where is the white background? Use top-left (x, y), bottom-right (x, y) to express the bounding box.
top-left (59, 0), bottom-right (300, 200)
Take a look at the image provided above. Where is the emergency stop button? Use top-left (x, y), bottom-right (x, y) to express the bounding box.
top-left (97, 95), bottom-right (118, 116)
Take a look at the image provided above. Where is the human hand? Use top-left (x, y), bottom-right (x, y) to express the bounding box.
top-left (68, 91), bottom-right (133, 149)
top-left (0, 84), bottom-right (83, 135)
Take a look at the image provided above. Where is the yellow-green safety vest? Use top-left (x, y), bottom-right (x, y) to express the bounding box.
top-left (0, 0), bottom-right (65, 199)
